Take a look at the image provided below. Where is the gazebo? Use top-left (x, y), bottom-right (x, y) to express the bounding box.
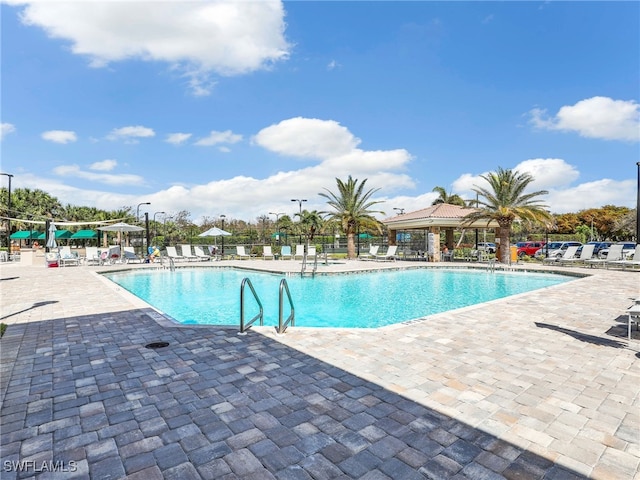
top-left (382, 203), bottom-right (499, 261)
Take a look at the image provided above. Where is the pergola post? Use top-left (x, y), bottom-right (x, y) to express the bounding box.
top-left (388, 228), bottom-right (397, 246)
top-left (430, 226), bottom-right (441, 262)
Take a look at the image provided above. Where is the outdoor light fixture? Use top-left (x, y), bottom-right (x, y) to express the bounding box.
top-left (269, 211), bottom-right (285, 245)
top-left (153, 211), bottom-right (165, 241)
top-left (1, 172), bottom-right (13, 260)
top-left (636, 162), bottom-right (640, 243)
top-left (136, 202), bottom-right (151, 222)
top-left (220, 214), bottom-right (226, 255)
top-left (291, 199), bottom-right (307, 243)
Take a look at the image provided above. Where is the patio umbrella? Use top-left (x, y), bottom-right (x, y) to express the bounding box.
top-left (98, 222), bottom-right (144, 252)
top-left (198, 227), bottom-right (231, 245)
top-left (198, 226), bottom-right (231, 254)
top-left (46, 222), bottom-right (57, 249)
top-left (198, 227), bottom-right (231, 237)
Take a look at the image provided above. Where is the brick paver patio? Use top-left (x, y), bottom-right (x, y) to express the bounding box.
top-left (1, 259), bottom-right (638, 479)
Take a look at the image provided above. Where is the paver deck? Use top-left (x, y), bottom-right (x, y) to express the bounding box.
top-left (1, 258), bottom-right (639, 479)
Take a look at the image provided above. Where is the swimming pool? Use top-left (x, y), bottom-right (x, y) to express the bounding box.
top-left (103, 267), bottom-right (575, 329)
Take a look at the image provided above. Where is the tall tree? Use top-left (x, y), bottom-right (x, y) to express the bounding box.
top-left (463, 168), bottom-right (552, 263)
top-left (319, 176), bottom-right (384, 260)
top-left (431, 186), bottom-right (466, 206)
top-left (295, 209), bottom-right (324, 242)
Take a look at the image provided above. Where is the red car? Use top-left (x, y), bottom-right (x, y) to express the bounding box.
top-left (516, 241), bottom-right (546, 258)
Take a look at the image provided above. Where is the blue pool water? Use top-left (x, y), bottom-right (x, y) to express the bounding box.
top-left (103, 267), bottom-right (574, 328)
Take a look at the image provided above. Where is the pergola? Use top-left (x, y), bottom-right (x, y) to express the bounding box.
top-left (382, 203), bottom-right (499, 261)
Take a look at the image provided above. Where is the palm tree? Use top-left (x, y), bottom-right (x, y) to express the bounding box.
top-left (431, 186), bottom-right (466, 206)
top-left (319, 176), bottom-right (384, 260)
top-left (295, 210), bottom-right (324, 242)
top-left (464, 167), bottom-right (552, 263)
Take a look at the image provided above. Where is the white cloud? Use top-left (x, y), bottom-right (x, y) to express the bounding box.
top-left (1, 123), bottom-right (16, 140)
top-left (327, 60), bottom-right (341, 70)
top-left (53, 164), bottom-right (144, 186)
top-left (166, 133), bottom-right (192, 145)
top-left (41, 130), bottom-right (77, 144)
top-left (529, 96), bottom-right (640, 142)
top-left (11, 0), bottom-right (291, 95)
top-left (545, 179), bottom-right (635, 214)
top-left (253, 117), bottom-right (362, 159)
top-left (90, 159), bottom-right (117, 172)
top-left (513, 158), bottom-right (580, 189)
top-left (194, 130), bottom-right (242, 147)
top-left (107, 125), bottom-right (155, 143)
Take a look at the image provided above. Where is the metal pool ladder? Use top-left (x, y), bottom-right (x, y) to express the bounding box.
top-left (158, 254), bottom-right (175, 271)
top-left (239, 277), bottom-right (264, 334)
top-left (277, 278), bottom-right (295, 334)
top-left (300, 249), bottom-right (318, 277)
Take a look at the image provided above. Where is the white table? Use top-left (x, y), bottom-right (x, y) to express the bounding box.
top-left (626, 304), bottom-right (640, 340)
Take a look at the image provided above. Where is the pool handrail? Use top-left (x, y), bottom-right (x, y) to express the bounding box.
top-left (278, 278), bottom-right (295, 334)
top-left (300, 246), bottom-right (318, 277)
top-left (239, 277), bottom-right (264, 334)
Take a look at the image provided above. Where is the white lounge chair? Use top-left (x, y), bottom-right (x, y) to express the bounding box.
top-left (84, 246), bottom-right (100, 266)
top-left (466, 249), bottom-right (488, 262)
top-left (235, 246), bottom-right (251, 260)
top-left (179, 244), bottom-right (199, 262)
top-left (294, 244), bottom-right (305, 260)
top-left (585, 244), bottom-right (624, 268)
top-left (543, 245), bottom-right (579, 265)
top-left (194, 246), bottom-right (212, 261)
top-left (59, 246), bottom-right (80, 267)
top-left (263, 246), bottom-right (274, 260)
top-left (123, 246), bottom-right (144, 264)
top-left (375, 245), bottom-right (398, 262)
top-left (166, 246), bottom-right (185, 262)
top-left (609, 244), bottom-right (640, 270)
top-left (559, 244), bottom-right (595, 266)
top-left (280, 245), bottom-right (292, 260)
top-left (359, 245), bottom-right (379, 260)
top-left (307, 245), bottom-right (316, 259)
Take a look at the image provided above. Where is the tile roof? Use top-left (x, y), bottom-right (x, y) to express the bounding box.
top-left (384, 203), bottom-right (477, 223)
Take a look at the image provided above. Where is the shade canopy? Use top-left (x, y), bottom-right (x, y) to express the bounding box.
top-left (198, 227), bottom-right (231, 237)
top-left (98, 222), bottom-right (144, 232)
top-left (70, 229), bottom-right (98, 239)
top-left (37, 230), bottom-right (72, 240)
top-left (10, 231), bottom-right (42, 239)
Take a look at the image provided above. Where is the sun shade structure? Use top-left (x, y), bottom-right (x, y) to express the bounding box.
top-left (70, 229), bottom-right (98, 239)
top-left (36, 230), bottom-right (72, 240)
top-left (10, 231), bottom-right (43, 239)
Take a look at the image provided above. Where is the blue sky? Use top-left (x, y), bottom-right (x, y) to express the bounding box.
top-left (1, 1), bottom-right (639, 225)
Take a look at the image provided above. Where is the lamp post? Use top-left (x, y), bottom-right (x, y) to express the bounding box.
top-left (136, 202), bottom-right (150, 222)
top-left (393, 208), bottom-right (405, 254)
top-left (220, 214), bottom-right (226, 255)
top-left (163, 215), bottom-right (171, 247)
top-left (136, 202), bottom-right (150, 253)
top-left (153, 211), bottom-right (165, 243)
top-left (1, 173), bottom-right (13, 260)
top-left (291, 199), bottom-right (307, 243)
top-left (636, 162), bottom-right (640, 243)
top-left (269, 212), bottom-right (284, 245)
